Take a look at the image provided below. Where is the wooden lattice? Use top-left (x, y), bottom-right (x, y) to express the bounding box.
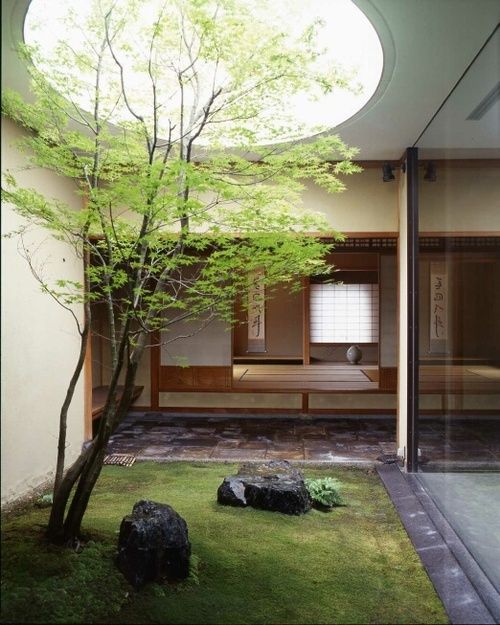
top-left (103, 453), bottom-right (136, 467)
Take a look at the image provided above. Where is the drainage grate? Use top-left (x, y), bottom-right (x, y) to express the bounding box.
top-left (103, 453), bottom-right (136, 467)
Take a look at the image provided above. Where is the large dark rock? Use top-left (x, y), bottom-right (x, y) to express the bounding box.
top-left (217, 460), bottom-right (311, 515)
top-left (117, 500), bottom-right (191, 588)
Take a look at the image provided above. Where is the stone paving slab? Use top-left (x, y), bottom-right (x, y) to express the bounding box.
top-left (108, 414), bottom-right (499, 467)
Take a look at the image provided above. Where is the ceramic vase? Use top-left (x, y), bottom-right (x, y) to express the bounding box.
top-left (346, 344), bottom-right (362, 364)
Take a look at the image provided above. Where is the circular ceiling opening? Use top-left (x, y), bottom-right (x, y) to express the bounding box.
top-left (24, 0), bottom-right (383, 146)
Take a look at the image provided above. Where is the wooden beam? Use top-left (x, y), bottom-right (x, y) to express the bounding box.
top-left (150, 331), bottom-right (160, 410)
top-left (84, 328), bottom-right (93, 441)
top-left (302, 277), bottom-right (310, 365)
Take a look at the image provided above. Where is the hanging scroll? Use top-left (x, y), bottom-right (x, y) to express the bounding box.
top-left (247, 269), bottom-right (266, 353)
top-left (429, 262), bottom-right (448, 352)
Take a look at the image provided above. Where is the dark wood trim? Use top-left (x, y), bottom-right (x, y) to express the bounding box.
top-left (230, 316), bottom-right (235, 387)
top-left (159, 365), bottom-right (232, 391)
top-left (84, 325), bottom-right (93, 441)
top-left (419, 409), bottom-right (500, 416)
top-left (305, 231), bottom-right (399, 239)
top-left (406, 147), bottom-right (419, 472)
top-left (150, 331), bottom-right (160, 410)
top-left (301, 393), bottom-right (309, 412)
top-left (233, 356), bottom-right (302, 364)
top-left (418, 159), bottom-right (500, 169)
top-left (98, 313), bottom-right (104, 387)
top-left (121, 404), bottom-right (498, 416)
top-left (332, 160), bottom-right (500, 173)
top-left (154, 406), bottom-right (306, 414)
top-left (302, 277), bottom-right (310, 365)
top-left (420, 231), bottom-right (500, 237)
top-left (332, 159), bottom-right (500, 169)
top-left (83, 247), bottom-right (93, 442)
top-left (309, 409), bottom-right (397, 415)
top-left (342, 232), bottom-right (399, 238)
top-left (377, 252), bottom-right (381, 380)
top-left (379, 367), bottom-right (398, 391)
top-left (158, 385), bottom-right (396, 395)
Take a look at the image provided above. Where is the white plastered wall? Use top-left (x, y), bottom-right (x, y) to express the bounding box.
top-left (1, 117), bottom-right (85, 505)
top-left (300, 168), bottom-right (398, 232)
top-left (161, 316), bottom-right (232, 366)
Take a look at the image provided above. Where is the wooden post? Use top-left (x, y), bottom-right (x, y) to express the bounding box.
top-left (302, 277), bottom-right (310, 365)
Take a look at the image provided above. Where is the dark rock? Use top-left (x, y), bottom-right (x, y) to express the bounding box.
top-left (217, 477), bottom-right (247, 506)
top-left (377, 453), bottom-right (400, 465)
top-left (217, 460), bottom-right (311, 515)
top-left (117, 500), bottom-right (191, 588)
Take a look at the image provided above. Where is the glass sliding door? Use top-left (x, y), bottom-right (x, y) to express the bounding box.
top-left (417, 218), bottom-right (500, 472)
top-left (411, 24), bottom-right (500, 597)
top-left (412, 23), bottom-right (500, 471)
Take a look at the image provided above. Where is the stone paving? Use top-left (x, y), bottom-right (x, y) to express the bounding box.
top-left (106, 413), bottom-right (500, 467)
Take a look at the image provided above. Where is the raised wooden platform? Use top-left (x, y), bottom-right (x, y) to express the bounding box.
top-left (233, 364), bottom-right (379, 391)
top-left (231, 364), bottom-right (500, 394)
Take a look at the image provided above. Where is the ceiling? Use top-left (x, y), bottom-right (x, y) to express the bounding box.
top-left (2, 0), bottom-right (500, 160)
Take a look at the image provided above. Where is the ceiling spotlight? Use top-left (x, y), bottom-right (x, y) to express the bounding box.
top-left (424, 161), bottom-right (437, 181)
top-left (382, 162), bottom-right (395, 182)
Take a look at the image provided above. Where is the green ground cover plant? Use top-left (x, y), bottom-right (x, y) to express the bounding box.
top-left (1, 463), bottom-right (448, 624)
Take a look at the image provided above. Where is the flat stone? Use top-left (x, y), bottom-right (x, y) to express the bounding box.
top-left (217, 460), bottom-right (311, 515)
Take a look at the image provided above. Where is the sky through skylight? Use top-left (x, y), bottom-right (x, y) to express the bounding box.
top-left (24, 0), bottom-right (383, 145)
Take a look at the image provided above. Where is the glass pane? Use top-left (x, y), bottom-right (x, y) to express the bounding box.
top-left (414, 25), bottom-right (500, 597)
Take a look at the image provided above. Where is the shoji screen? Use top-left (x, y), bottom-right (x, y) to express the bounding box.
top-left (310, 283), bottom-right (379, 343)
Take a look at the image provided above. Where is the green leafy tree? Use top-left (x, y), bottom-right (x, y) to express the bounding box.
top-left (2, 0), bottom-right (360, 546)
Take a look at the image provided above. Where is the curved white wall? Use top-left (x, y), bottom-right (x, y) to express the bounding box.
top-left (1, 118), bottom-right (85, 505)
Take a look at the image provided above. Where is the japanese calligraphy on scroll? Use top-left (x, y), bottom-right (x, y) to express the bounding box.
top-left (247, 269), bottom-right (266, 353)
top-left (430, 262), bottom-right (448, 351)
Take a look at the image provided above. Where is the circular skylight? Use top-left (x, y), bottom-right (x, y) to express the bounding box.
top-left (24, 0), bottom-right (383, 146)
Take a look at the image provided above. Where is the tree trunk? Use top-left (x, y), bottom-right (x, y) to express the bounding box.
top-left (62, 445), bottom-right (108, 544)
top-left (47, 442), bottom-right (94, 543)
top-left (49, 356), bottom-right (141, 546)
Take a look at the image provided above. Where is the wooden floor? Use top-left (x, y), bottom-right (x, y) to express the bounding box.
top-left (232, 364), bottom-right (500, 393)
top-left (233, 364), bottom-right (378, 391)
top-left (419, 365), bottom-right (500, 393)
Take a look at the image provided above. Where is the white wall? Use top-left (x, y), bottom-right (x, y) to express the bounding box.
top-left (1, 117), bottom-right (85, 505)
top-left (161, 316), bottom-right (232, 366)
top-left (300, 169), bottom-right (398, 232)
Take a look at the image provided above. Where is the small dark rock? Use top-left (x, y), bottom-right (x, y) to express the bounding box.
top-left (117, 500), bottom-right (191, 588)
top-left (377, 453), bottom-right (399, 464)
top-left (218, 460), bottom-right (311, 515)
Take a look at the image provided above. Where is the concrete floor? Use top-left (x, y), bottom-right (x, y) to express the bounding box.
top-left (417, 473), bottom-right (500, 592)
